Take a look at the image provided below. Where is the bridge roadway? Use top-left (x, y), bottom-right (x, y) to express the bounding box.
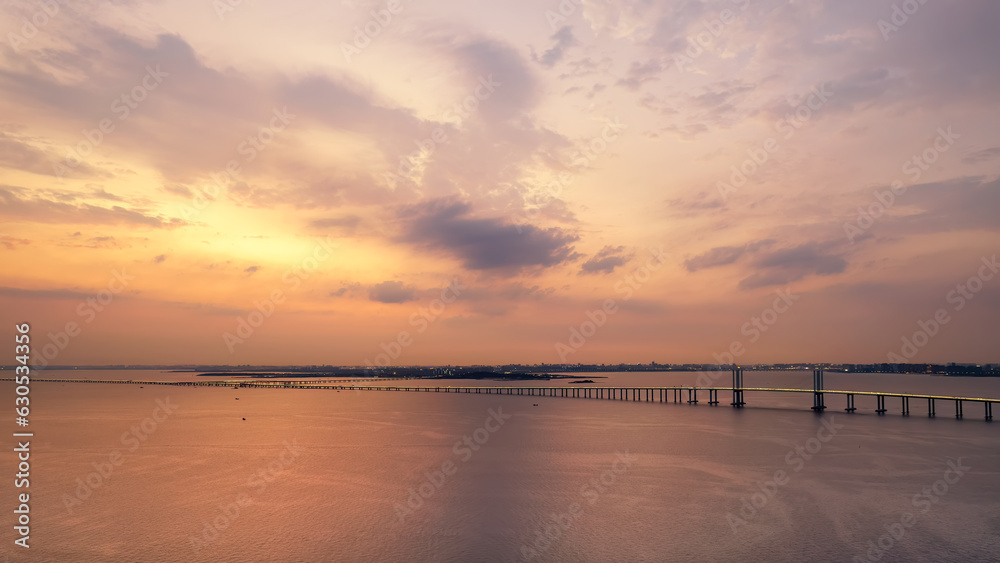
top-left (7, 377), bottom-right (997, 420)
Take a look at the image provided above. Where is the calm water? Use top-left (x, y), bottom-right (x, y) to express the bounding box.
top-left (4, 370), bottom-right (999, 562)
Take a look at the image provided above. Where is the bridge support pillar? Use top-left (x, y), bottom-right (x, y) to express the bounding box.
top-left (688, 388), bottom-right (698, 404)
top-left (731, 367), bottom-right (745, 407)
top-left (811, 369), bottom-right (826, 411)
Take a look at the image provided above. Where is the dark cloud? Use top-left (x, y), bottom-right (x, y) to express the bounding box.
top-left (685, 239), bottom-right (774, 272)
top-left (691, 80), bottom-right (756, 113)
top-left (616, 59), bottom-right (664, 91)
top-left (330, 282), bottom-right (361, 298)
top-left (369, 281), bottom-right (417, 304)
top-left (750, 0), bottom-right (1000, 112)
top-left (962, 147), bottom-right (1000, 165)
top-left (580, 246), bottom-right (631, 275)
top-left (755, 245), bottom-right (846, 273)
top-left (738, 242), bottom-right (847, 290)
top-left (873, 0), bottom-right (1000, 107)
top-left (883, 177), bottom-right (1000, 234)
top-left (153, 254), bottom-right (167, 263)
top-left (452, 38), bottom-right (541, 123)
top-left (397, 198), bottom-right (579, 273)
top-left (536, 26), bottom-right (577, 68)
top-left (762, 72), bottom-right (886, 124)
top-left (685, 246), bottom-right (745, 272)
top-left (244, 265), bottom-right (259, 274)
top-left (666, 192), bottom-right (725, 217)
top-left (558, 56), bottom-right (614, 79)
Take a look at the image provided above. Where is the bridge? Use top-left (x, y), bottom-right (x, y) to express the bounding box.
top-left (9, 368), bottom-right (997, 420)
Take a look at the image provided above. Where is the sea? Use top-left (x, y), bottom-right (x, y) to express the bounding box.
top-left (3, 370), bottom-right (998, 562)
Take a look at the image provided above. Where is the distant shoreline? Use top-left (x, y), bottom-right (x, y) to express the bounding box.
top-left (194, 371), bottom-right (606, 382)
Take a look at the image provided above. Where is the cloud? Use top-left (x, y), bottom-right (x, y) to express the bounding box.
top-left (882, 177), bottom-right (1000, 234)
top-left (580, 246), bottom-right (631, 274)
top-left (685, 239), bottom-right (774, 272)
top-left (397, 198), bottom-right (579, 273)
top-left (0, 287), bottom-right (92, 300)
top-left (81, 235), bottom-right (120, 249)
top-left (0, 235), bottom-right (30, 250)
top-left (738, 242), bottom-right (847, 290)
top-left (962, 147), bottom-right (1000, 165)
top-left (685, 246), bottom-right (745, 272)
top-left (161, 184), bottom-right (192, 197)
top-left (452, 37), bottom-right (541, 123)
top-left (244, 265), bottom-right (259, 274)
top-left (0, 131), bottom-right (59, 176)
top-left (309, 215), bottom-right (361, 234)
top-left (536, 26), bottom-right (577, 68)
top-left (836, 176), bottom-right (1000, 239)
top-left (153, 254), bottom-right (167, 263)
top-left (330, 282), bottom-right (361, 298)
top-left (0, 131), bottom-right (105, 178)
top-left (369, 280), bottom-right (417, 304)
top-left (0, 185), bottom-right (186, 228)
top-left (616, 59), bottom-right (664, 91)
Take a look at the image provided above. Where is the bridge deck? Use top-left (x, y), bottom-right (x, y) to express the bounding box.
top-left (5, 378), bottom-right (997, 419)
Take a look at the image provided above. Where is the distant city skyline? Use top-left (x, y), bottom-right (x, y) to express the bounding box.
top-left (2, 0), bottom-right (999, 366)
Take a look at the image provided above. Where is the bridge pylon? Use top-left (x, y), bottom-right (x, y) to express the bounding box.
top-left (731, 367), bottom-right (745, 407)
top-left (812, 369), bottom-right (826, 411)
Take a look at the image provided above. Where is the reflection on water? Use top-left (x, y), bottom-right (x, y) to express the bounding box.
top-left (5, 371), bottom-right (1000, 562)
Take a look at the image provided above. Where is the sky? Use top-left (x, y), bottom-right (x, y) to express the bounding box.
top-left (1, 0), bottom-right (998, 367)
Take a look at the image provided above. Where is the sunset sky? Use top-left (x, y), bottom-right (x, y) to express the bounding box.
top-left (2, 0), bottom-right (998, 366)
